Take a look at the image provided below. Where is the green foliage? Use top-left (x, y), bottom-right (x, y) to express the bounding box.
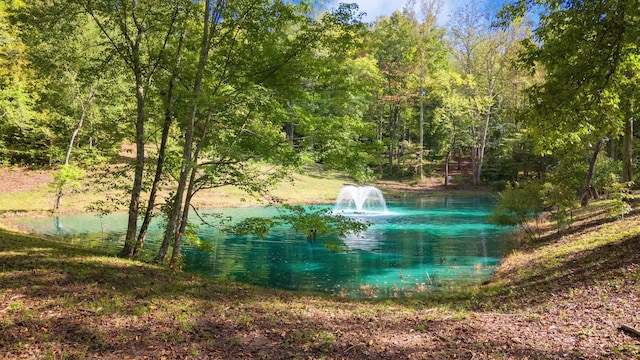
top-left (540, 181), bottom-right (577, 231)
top-left (224, 217), bottom-right (278, 238)
top-left (592, 157), bottom-right (622, 195)
top-left (51, 164), bottom-right (84, 210)
top-left (0, 2), bottom-right (38, 162)
top-left (277, 205), bottom-right (370, 239)
top-left (2, 1), bottom-right (131, 166)
top-left (539, 158), bottom-right (583, 230)
top-left (225, 205), bottom-right (370, 252)
top-left (0, 3), bottom-right (52, 165)
top-left (182, 222), bottom-right (217, 254)
top-left (604, 173), bottom-right (633, 219)
top-left (52, 164), bottom-right (84, 188)
top-left (488, 181), bottom-right (544, 240)
top-left (288, 23), bottom-right (380, 181)
top-left (501, 0), bottom-right (639, 198)
top-left (11, 0), bottom-right (635, 269)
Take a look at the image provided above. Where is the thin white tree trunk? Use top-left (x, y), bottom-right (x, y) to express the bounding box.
top-left (55, 84), bottom-right (98, 211)
top-left (475, 104), bottom-right (492, 185)
top-left (64, 86), bottom-right (97, 165)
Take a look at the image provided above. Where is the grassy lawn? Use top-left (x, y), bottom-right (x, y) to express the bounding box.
top-left (0, 164), bottom-right (352, 215)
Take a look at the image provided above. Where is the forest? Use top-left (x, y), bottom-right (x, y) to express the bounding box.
top-left (1, 0), bottom-right (638, 266)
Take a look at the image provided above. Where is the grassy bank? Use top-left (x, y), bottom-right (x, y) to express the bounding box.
top-left (0, 164), bottom-right (353, 218)
top-left (1, 198), bottom-right (639, 359)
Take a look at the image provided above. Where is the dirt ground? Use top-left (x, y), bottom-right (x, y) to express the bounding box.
top-left (0, 167), bottom-right (53, 193)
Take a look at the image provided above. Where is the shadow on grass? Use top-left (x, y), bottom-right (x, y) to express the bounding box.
top-left (0, 230), bottom-right (607, 359)
top-left (487, 230), bottom-right (639, 310)
top-left (0, 232), bottom-right (253, 302)
top-left (534, 206), bottom-right (640, 247)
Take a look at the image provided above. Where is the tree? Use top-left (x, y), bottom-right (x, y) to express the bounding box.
top-left (70, 0), bottom-right (187, 256)
top-left (0, 1), bottom-right (42, 165)
top-left (17, 5), bottom-right (116, 159)
top-left (449, 3), bottom-right (526, 185)
top-left (489, 180), bottom-right (545, 241)
top-left (615, 53), bottom-right (639, 183)
top-left (500, 0), bottom-right (640, 205)
top-left (292, 22), bottom-right (380, 182)
top-left (405, 0), bottom-right (446, 178)
top-left (151, 1), bottom-right (368, 266)
top-left (154, 0), bottom-right (219, 265)
top-left (52, 164), bottom-right (84, 210)
top-left (369, 11), bottom-right (419, 176)
top-left (12, 0), bottom-right (369, 265)
top-left (434, 72), bottom-right (472, 185)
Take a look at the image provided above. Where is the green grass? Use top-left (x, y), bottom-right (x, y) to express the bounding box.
top-left (483, 200), bottom-right (640, 310)
top-left (0, 163), bottom-right (352, 217)
top-left (0, 187), bottom-right (55, 214)
top-left (202, 164), bottom-right (352, 207)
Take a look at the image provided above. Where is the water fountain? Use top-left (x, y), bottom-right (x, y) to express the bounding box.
top-left (333, 185), bottom-right (388, 214)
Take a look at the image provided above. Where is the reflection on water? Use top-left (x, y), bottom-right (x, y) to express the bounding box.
top-left (14, 196), bottom-right (515, 298)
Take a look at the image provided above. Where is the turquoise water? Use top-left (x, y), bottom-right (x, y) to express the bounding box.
top-left (14, 195), bottom-right (515, 298)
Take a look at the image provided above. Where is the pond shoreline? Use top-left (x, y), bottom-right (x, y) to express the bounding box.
top-left (1, 206), bottom-right (638, 359)
top-left (9, 195), bottom-right (514, 299)
top-left (0, 164), bottom-right (496, 222)
top-left (1, 167), bottom-right (639, 358)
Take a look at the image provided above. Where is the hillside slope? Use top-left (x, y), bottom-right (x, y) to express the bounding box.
top-left (1, 200), bottom-right (638, 359)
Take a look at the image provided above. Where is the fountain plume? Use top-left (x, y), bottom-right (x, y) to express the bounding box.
top-left (333, 185), bottom-right (388, 214)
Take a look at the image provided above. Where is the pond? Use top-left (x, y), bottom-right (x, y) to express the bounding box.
top-left (14, 195), bottom-right (516, 298)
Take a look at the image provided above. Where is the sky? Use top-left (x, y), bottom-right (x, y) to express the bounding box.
top-left (326, 0), bottom-right (503, 26)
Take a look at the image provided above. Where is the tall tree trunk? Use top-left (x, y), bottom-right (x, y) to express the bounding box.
top-left (81, 0), bottom-right (181, 259)
top-left (55, 85), bottom-right (97, 211)
top-left (64, 86), bottom-right (97, 165)
top-left (610, 134), bottom-right (616, 160)
top-left (446, 115), bottom-right (458, 186)
top-left (622, 116), bottom-right (633, 182)
top-left (400, 110), bottom-right (406, 176)
top-left (170, 152), bottom-right (200, 266)
top-left (418, 72), bottom-right (424, 179)
top-left (388, 105), bottom-right (397, 176)
top-left (155, 91), bottom-right (197, 263)
top-left (155, 0), bottom-right (215, 263)
top-left (471, 146), bottom-right (479, 185)
top-left (473, 105), bottom-right (492, 185)
top-left (133, 121), bottom-right (170, 257)
top-left (133, 30), bottom-right (186, 257)
top-left (470, 114), bottom-right (479, 185)
top-left (169, 112), bottom-right (211, 266)
top-left (378, 103), bottom-right (384, 176)
top-left (121, 70), bottom-right (147, 258)
top-left (170, 175), bottom-right (195, 267)
top-left (581, 139), bottom-right (603, 207)
top-left (133, 84), bottom-right (173, 257)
